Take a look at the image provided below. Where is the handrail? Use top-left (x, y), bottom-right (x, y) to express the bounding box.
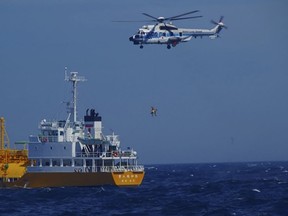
top-left (28, 164), bottom-right (144, 173)
top-left (75, 151), bottom-right (136, 158)
top-left (101, 165), bottom-right (144, 172)
top-left (38, 135), bottom-right (59, 143)
top-left (0, 149), bottom-right (28, 156)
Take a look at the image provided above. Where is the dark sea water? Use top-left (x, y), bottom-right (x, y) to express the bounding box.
top-left (0, 162), bottom-right (288, 216)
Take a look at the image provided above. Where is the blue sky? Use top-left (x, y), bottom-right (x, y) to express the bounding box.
top-left (1, 0), bottom-right (287, 164)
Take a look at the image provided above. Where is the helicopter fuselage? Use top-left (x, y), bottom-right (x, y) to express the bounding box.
top-left (129, 22), bottom-right (224, 49)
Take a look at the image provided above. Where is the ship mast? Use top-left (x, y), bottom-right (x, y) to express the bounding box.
top-left (64, 67), bottom-right (87, 122)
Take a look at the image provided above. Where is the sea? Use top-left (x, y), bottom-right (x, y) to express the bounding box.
top-left (0, 161), bottom-right (287, 216)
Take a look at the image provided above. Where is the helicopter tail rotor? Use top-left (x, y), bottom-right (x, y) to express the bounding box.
top-left (211, 16), bottom-right (228, 29)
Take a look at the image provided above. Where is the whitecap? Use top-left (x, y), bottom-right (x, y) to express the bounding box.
top-left (278, 181), bottom-right (287, 184)
top-left (146, 166), bottom-right (157, 170)
top-left (247, 163), bottom-right (257, 167)
top-left (252, 188), bottom-right (261, 193)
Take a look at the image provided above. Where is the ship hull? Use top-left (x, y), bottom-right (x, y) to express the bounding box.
top-left (0, 171), bottom-right (144, 188)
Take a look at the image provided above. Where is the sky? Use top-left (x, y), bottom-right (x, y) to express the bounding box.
top-left (0, 0), bottom-right (288, 164)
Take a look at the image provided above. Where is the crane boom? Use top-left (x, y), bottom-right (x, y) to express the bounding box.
top-left (0, 117), bottom-right (10, 150)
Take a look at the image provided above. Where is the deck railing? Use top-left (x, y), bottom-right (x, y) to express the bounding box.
top-left (28, 164), bottom-right (145, 173)
top-left (0, 149), bottom-right (28, 163)
top-left (75, 151), bottom-right (136, 158)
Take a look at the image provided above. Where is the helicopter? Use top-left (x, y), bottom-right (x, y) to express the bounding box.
top-left (125, 10), bottom-right (227, 49)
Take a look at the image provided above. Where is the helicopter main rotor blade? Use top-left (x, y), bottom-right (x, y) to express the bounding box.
top-left (219, 16), bottom-right (224, 22)
top-left (170, 15), bottom-right (203, 21)
top-left (166, 10), bottom-right (200, 20)
top-left (162, 23), bottom-right (172, 32)
top-left (114, 11), bottom-right (202, 24)
top-left (211, 20), bottom-right (218, 25)
top-left (142, 13), bottom-right (158, 21)
top-left (112, 20), bottom-right (155, 23)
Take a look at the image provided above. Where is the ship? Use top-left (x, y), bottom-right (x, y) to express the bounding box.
top-left (0, 70), bottom-right (145, 188)
top-left (0, 118), bottom-right (29, 184)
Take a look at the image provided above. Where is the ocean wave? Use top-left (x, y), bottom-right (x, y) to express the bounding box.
top-left (1, 161), bottom-right (288, 215)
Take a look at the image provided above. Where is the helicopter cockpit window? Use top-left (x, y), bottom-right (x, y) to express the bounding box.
top-left (137, 31), bottom-right (145, 35)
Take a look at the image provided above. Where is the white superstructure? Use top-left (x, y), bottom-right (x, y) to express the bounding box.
top-left (27, 70), bottom-right (143, 174)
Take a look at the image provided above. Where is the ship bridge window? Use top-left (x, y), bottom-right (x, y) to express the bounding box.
top-left (86, 159), bottom-right (93, 166)
top-left (63, 159), bottom-right (72, 166)
top-left (52, 159), bottom-right (60, 166)
top-left (52, 130), bottom-right (58, 136)
top-left (43, 159), bottom-right (50, 166)
top-left (33, 159), bottom-right (41, 166)
top-left (75, 159), bottom-right (83, 166)
top-left (58, 120), bottom-right (66, 128)
top-left (109, 146), bottom-right (117, 151)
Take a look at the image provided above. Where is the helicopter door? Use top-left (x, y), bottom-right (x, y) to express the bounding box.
top-left (159, 32), bottom-right (166, 43)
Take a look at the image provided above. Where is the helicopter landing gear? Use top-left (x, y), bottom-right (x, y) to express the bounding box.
top-left (167, 45), bottom-right (171, 49)
top-left (140, 45), bottom-right (144, 49)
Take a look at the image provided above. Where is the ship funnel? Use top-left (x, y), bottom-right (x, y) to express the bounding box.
top-left (84, 109), bottom-right (102, 139)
